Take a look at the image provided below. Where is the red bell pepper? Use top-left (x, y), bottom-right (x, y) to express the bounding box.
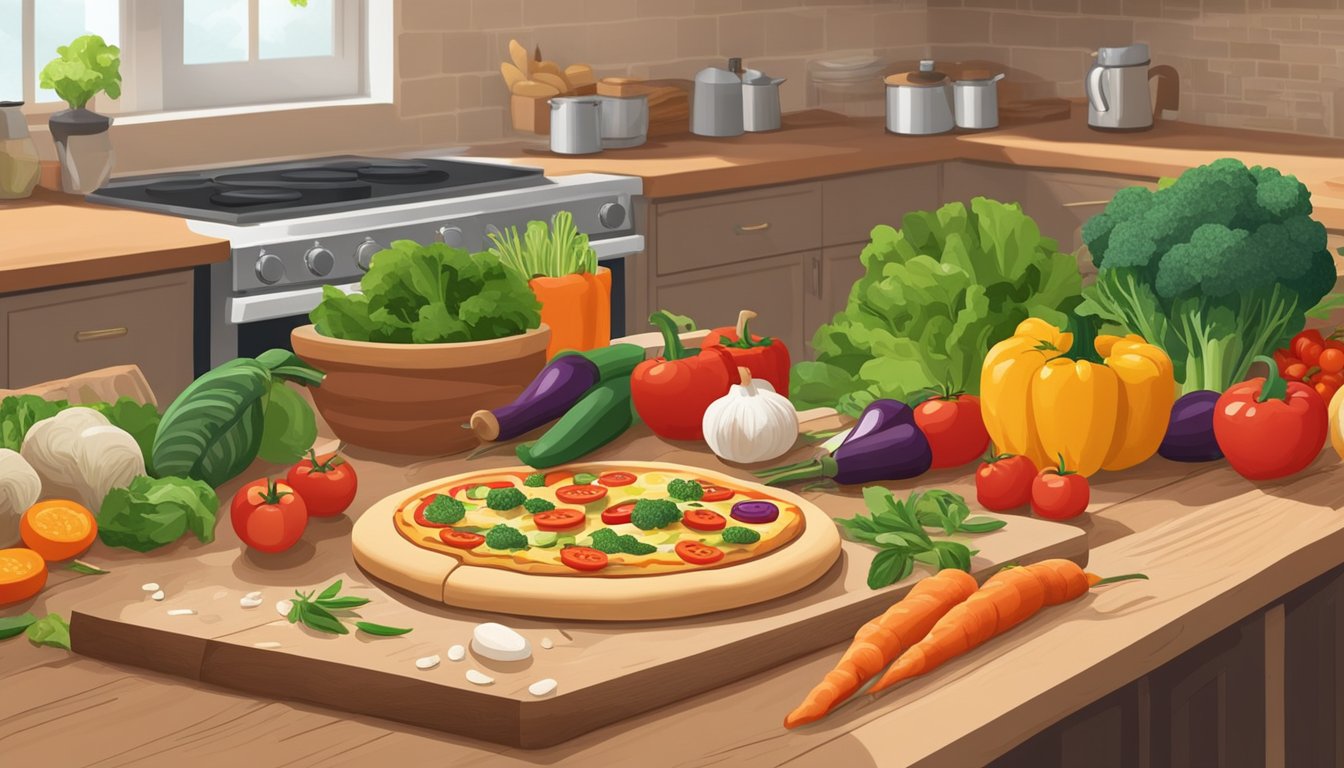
top-left (702, 309), bottom-right (791, 397)
top-left (1212, 355), bottom-right (1327, 480)
top-left (632, 311), bottom-right (738, 441)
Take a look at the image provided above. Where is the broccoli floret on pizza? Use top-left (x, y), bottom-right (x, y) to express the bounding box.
top-left (486, 487), bottom-right (527, 511)
top-left (523, 472), bottom-right (547, 487)
top-left (590, 528), bottom-right (657, 556)
top-left (666, 478), bottom-right (704, 502)
top-left (631, 499), bottom-right (682, 530)
top-left (423, 495), bottom-right (466, 525)
top-left (722, 526), bottom-right (761, 545)
top-left (484, 524), bottom-right (529, 550)
top-left (523, 497), bottom-right (555, 514)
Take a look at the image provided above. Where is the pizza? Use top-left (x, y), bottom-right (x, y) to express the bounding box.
top-left (392, 463), bottom-right (807, 577)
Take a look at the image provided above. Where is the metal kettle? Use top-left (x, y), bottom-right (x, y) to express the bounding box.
top-left (1086, 44), bottom-right (1179, 131)
top-left (692, 59), bottom-right (744, 137)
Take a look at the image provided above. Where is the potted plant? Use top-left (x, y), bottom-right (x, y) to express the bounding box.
top-left (39, 34), bottom-right (120, 194)
top-left (487, 210), bottom-right (612, 359)
top-left (292, 241), bottom-right (550, 456)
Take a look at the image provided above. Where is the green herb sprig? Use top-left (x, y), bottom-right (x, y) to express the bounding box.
top-left (285, 579), bottom-right (412, 638)
top-left (836, 488), bottom-right (1006, 590)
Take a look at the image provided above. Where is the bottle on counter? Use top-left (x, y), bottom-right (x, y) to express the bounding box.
top-left (0, 101), bottom-right (41, 199)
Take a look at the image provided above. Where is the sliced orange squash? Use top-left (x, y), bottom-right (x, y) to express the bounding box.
top-left (20, 500), bottom-right (97, 562)
top-left (0, 548), bottom-right (47, 606)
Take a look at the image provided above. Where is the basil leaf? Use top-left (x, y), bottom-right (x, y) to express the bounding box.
top-left (932, 541), bottom-right (974, 572)
top-left (867, 548), bottom-right (913, 590)
top-left (67, 560), bottom-right (110, 575)
top-left (354, 622), bottom-right (413, 637)
top-left (317, 580), bottom-right (343, 601)
top-left (26, 614), bottom-right (71, 650)
top-left (298, 602), bottom-right (348, 635)
top-left (874, 531), bottom-right (929, 548)
top-left (286, 601), bottom-right (301, 624)
top-left (0, 612), bottom-right (37, 640)
top-left (573, 473), bottom-right (598, 485)
top-left (315, 596), bottom-right (370, 611)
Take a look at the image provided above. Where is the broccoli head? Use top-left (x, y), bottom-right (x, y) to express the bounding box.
top-left (630, 499), bottom-right (682, 530)
top-left (422, 495), bottom-right (466, 525)
top-left (523, 473), bottom-right (547, 487)
top-left (721, 526), bottom-right (762, 545)
top-left (667, 478), bottom-right (704, 502)
top-left (485, 487), bottom-right (527, 511)
top-left (523, 497), bottom-right (555, 514)
top-left (589, 528), bottom-right (656, 555)
top-left (484, 524), bottom-right (528, 550)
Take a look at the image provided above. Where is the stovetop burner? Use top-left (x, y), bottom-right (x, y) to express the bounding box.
top-left (86, 155), bottom-right (550, 224)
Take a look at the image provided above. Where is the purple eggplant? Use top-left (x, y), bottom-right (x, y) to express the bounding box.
top-left (1158, 390), bottom-right (1224, 462)
top-left (755, 399), bottom-right (932, 486)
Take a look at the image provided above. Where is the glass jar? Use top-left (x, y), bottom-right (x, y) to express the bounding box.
top-left (0, 101), bottom-right (41, 199)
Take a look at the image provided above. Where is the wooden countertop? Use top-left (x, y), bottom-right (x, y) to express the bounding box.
top-left (5, 401), bottom-right (1344, 766)
top-left (0, 188), bottom-right (229, 294)
top-left (473, 109), bottom-right (1344, 230)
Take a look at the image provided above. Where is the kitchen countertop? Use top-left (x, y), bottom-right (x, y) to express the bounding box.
top-left (474, 108), bottom-right (1344, 230)
top-left (0, 188), bottom-right (229, 295)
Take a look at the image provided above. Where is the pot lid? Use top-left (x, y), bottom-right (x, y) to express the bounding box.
top-left (885, 59), bottom-right (949, 88)
top-left (696, 66), bottom-right (743, 84)
top-left (0, 100), bottom-right (21, 108)
top-left (1096, 44), bottom-right (1150, 67)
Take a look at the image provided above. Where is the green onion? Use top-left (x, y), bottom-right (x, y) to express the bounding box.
top-left (488, 210), bottom-right (597, 278)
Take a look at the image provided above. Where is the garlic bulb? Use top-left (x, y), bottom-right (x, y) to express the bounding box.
top-left (702, 367), bottom-right (799, 464)
top-left (0, 449), bottom-right (40, 547)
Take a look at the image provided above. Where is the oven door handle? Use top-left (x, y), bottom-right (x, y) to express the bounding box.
top-left (228, 283), bottom-right (360, 324)
top-left (590, 234), bottom-right (644, 261)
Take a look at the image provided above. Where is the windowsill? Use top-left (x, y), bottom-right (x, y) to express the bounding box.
top-left (25, 95), bottom-right (392, 132)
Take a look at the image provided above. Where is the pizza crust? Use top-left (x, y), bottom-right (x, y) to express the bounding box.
top-left (352, 462), bottom-right (843, 620)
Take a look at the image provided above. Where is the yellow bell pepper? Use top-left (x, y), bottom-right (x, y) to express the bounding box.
top-left (980, 320), bottom-right (1175, 477)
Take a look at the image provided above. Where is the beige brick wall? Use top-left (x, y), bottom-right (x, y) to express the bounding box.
top-left (396, 0), bottom-right (928, 143)
top-left (927, 0), bottom-right (1344, 137)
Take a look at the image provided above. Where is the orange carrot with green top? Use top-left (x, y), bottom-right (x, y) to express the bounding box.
top-left (783, 568), bottom-right (978, 729)
top-left (867, 559), bottom-right (1145, 696)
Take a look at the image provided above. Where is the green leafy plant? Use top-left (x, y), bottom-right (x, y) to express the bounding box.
top-left (0, 395), bottom-right (160, 466)
top-left (1078, 158), bottom-right (1337, 394)
top-left (285, 579), bottom-right (412, 637)
top-left (38, 34), bottom-right (121, 110)
top-left (25, 613), bottom-right (71, 650)
top-left (310, 242), bottom-right (541, 344)
top-left (835, 488), bottom-right (1005, 590)
top-left (792, 197), bottom-right (1083, 417)
top-left (487, 211), bottom-right (598, 278)
top-left (98, 475), bottom-right (219, 552)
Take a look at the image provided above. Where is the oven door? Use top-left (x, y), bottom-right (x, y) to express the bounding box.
top-left (208, 235), bottom-right (645, 369)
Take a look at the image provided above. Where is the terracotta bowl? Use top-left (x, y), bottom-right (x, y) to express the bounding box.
top-left (291, 324), bottom-right (551, 456)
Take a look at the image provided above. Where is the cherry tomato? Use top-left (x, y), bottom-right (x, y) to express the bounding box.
top-left (1030, 464), bottom-right (1090, 521)
top-left (1294, 330), bottom-right (1326, 366)
top-left (534, 508), bottom-right (587, 531)
top-left (231, 478), bottom-right (308, 553)
top-left (439, 529), bottom-right (485, 549)
top-left (555, 484), bottom-right (609, 505)
top-left (1285, 362), bottom-right (1311, 381)
top-left (285, 451), bottom-right (357, 518)
top-left (975, 454), bottom-right (1036, 511)
top-left (1274, 349), bottom-right (1298, 373)
top-left (675, 540), bottom-right (725, 565)
top-left (1320, 347), bottom-right (1344, 375)
top-left (598, 471), bottom-right (637, 487)
top-left (682, 509), bottom-right (727, 531)
top-left (447, 480), bottom-right (514, 498)
top-left (601, 501), bottom-right (636, 525)
top-left (560, 546), bottom-right (609, 572)
top-left (1316, 382), bottom-right (1334, 399)
top-left (913, 393), bottom-right (991, 469)
top-left (699, 484), bottom-right (735, 502)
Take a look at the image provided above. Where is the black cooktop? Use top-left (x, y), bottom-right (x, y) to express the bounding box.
top-left (86, 156), bottom-right (550, 224)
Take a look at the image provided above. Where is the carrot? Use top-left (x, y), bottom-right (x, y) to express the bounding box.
top-left (0, 548), bottom-right (47, 606)
top-left (20, 500), bottom-right (98, 562)
top-left (867, 559), bottom-right (1145, 696)
top-left (783, 568), bottom-right (978, 729)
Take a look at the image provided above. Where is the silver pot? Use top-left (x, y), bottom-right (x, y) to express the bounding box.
top-left (884, 60), bottom-right (954, 136)
top-left (953, 71), bottom-right (1005, 130)
top-left (692, 63), bottom-right (744, 137)
top-left (550, 96), bottom-right (603, 155)
top-left (742, 69), bottom-right (786, 132)
top-left (598, 94), bottom-right (648, 149)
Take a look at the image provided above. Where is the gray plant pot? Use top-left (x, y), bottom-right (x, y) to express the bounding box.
top-left (49, 108), bottom-right (114, 194)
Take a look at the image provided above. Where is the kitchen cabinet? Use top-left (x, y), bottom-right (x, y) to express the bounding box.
top-left (821, 164), bottom-right (940, 246)
top-left (802, 245), bottom-right (866, 336)
top-left (0, 270), bottom-right (195, 402)
top-left (653, 183), bottom-right (821, 278)
top-left (1284, 566), bottom-right (1344, 767)
top-left (653, 252), bottom-right (810, 356)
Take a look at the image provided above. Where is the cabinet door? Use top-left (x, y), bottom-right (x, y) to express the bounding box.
top-left (821, 164), bottom-right (940, 246)
top-left (801, 245), bottom-right (867, 359)
top-left (941, 160), bottom-right (1030, 209)
top-left (1023, 171), bottom-right (1155, 276)
top-left (1284, 566), bottom-right (1344, 768)
top-left (654, 252), bottom-right (809, 358)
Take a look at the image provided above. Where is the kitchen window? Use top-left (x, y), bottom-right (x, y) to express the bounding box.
top-left (0, 0), bottom-right (372, 113)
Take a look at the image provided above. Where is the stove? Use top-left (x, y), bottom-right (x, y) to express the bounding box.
top-left (86, 155), bottom-right (644, 368)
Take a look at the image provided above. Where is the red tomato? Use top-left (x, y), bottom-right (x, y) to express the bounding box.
top-left (1030, 464), bottom-right (1090, 521)
top-left (1294, 330), bottom-right (1325, 366)
top-left (413, 495), bottom-right (452, 528)
top-left (555, 484), bottom-right (609, 505)
top-left (439, 530), bottom-right (485, 549)
top-left (675, 540), bottom-right (725, 565)
top-left (975, 454), bottom-right (1036, 511)
top-left (601, 501), bottom-right (636, 525)
top-left (1285, 362), bottom-right (1311, 381)
top-left (534, 508), bottom-right (587, 531)
top-left (231, 479), bottom-right (308, 553)
top-left (560, 546), bottom-right (609, 572)
top-left (914, 393), bottom-right (991, 469)
top-left (1214, 361), bottom-right (1327, 480)
top-left (285, 452), bottom-right (357, 518)
top-left (1273, 349), bottom-right (1298, 374)
top-left (699, 484), bottom-right (734, 502)
top-left (682, 508), bottom-right (727, 531)
top-left (1320, 347), bottom-right (1344, 375)
top-left (598, 471), bottom-right (637, 487)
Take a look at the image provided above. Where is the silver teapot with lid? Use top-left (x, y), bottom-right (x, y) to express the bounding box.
top-left (692, 58), bottom-right (744, 137)
top-left (0, 101), bottom-right (41, 198)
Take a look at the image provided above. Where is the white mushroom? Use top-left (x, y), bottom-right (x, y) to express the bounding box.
top-left (528, 678), bottom-right (558, 697)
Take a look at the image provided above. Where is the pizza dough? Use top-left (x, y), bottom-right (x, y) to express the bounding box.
top-left (351, 461), bottom-right (842, 621)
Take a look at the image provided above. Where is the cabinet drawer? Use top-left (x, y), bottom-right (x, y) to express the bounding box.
top-left (822, 165), bottom-right (940, 246)
top-left (654, 184), bottom-right (821, 276)
top-left (654, 252), bottom-right (809, 356)
top-left (3, 271), bottom-right (195, 401)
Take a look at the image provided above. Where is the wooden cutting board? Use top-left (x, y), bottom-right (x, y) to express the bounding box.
top-left (63, 411), bottom-right (1088, 749)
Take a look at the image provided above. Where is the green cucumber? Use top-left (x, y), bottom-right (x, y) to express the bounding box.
top-left (557, 344), bottom-right (646, 383)
top-left (516, 375), bottom-right (634, 469)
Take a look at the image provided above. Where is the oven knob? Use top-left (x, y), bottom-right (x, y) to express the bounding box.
top-left (355, 238), bottom-right (381, 271)
top-left (305, 243), bottom-right (335, 277)
top-left (598, 202), bottom-right (627, 229)
top-left (438, 226), bottom-right (465, 248)
top-left (254, 251), bottom-right (284, 285)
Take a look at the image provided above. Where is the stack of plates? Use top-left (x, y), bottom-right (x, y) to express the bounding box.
top-left (808, 56), bottom-right (888, 93)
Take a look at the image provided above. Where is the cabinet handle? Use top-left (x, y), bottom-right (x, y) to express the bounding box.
top-left (735, 222), bottom-right (771, 233)
top-left (1061, 200), bottom-right (1111, 208)
top-left (811, 255), bottom-right (822, 299)
top-left (75, 327), bottom-right (128, 342)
